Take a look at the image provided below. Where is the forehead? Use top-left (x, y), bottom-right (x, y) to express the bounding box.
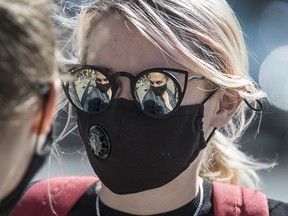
top-left (96, 72), bottom-right (106, 79)
top-left (85, 14), bottom-right (187, 74)
top-left (149, 73), bottom-right (166, 80)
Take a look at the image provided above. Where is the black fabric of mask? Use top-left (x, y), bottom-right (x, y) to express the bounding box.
top-left (0, 131), bottom-right (52, 216)
top-left (77, 98), bottom-right (207, 195)
top-left (151, 84), bottom-right (167, 96)
top-left (96, 82), bottom-right (110, 93)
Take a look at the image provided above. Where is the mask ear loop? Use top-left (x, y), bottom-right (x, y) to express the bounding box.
top-left (204, 100), bottom-right (264, 142)
top-left (204, 99), bottom-right (263, 145)
top-left (201, 85), bottom-right (263, 144)
top-left (205, 127), bottom-right (217, 144)
top-left (201, 86), bottom-right (220, 144)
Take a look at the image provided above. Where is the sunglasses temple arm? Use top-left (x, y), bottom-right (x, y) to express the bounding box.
top-left (243, 99), bottom-right (263, 112)
top-left (187, 76), bottom-right (206, 82)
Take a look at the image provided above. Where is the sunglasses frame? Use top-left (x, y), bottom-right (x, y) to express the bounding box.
top-left (61, 64), bottom-right (205, 119)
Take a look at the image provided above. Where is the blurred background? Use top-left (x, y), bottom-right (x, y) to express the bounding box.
top-left (34, 0), bottom-right (288, 202)
top-left (227, 0), bottom-right (288, 202)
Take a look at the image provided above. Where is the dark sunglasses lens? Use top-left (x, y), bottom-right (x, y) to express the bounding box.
top-left (67, 68), bottom-right (112, 112)
top-left (134, 72), bottom-right (179, 117)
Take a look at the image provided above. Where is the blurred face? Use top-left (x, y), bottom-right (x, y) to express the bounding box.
top-left (149, 73), bottom-right (167, 87)
top-left (0, 113), bottom-right (37, 200)
top-left (0, 83), bottom-right (56, 206)
top-left (96, 72), bottom-right (109, 85)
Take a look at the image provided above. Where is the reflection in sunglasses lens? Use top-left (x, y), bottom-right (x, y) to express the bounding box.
top-left (135, 72), bottom-right (179, 117)
top-left (68, 69), bottom-right (112, 112)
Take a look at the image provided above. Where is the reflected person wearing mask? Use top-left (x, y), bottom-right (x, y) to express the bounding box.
top-left (142, 72), bottom-right (177, 116)
top-left (82, 71), bottom-right (112, 112)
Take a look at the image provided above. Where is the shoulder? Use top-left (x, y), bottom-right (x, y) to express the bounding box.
top-left (68, 180), bottom-right (99, 216)
top-left (166, 88), bottom-right (174, 96)
top-left (212, 181), bottom-right (268, 215)
top-left (10, 176), bottom-right (99, 216)
top-left (268, 198), bottom-right (288, 216)
top-left (87, 87), bottom-right (100, 96)
top-left (143, 88), bottom-right (153, 100)
top-left (212, 181), bottom-right (288, 216)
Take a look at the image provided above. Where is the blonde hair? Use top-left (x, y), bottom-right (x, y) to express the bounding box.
top-left (56, 0), bottom-right (274, 189)
top-left (0, 0), bottom-right (57, 126)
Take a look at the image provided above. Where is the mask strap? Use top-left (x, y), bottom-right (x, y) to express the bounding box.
top-left (200, 88), bottom-right (218, 144)
top-left (203, 101), bottom-right (262, 145)
top-left (205, 127), bottom-right (217, 144)
top-left (201, 89), bottom-right (262, 145)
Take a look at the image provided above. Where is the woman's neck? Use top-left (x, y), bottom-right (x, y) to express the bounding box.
top-left (99, 161), bottom-right (202, 215)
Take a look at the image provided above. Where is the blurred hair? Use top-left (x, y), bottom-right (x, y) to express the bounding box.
top-left (0, 0), bottom-right (57, 127)
top-left (55, 0), bottom-right (274, 189)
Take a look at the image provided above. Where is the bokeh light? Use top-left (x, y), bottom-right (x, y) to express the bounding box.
top-left (259, 1), bottom-right (288, 52)
top-left (259, 45), bottom-right (288, 111)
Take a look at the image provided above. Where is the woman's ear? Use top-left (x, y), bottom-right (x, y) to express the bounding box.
top-left (210, 89), bottom-right (242, 128)
top-left (32, 81), bottom-right (58, 136)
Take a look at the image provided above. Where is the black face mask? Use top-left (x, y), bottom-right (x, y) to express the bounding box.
top-left (151, 84), bottom-right (167, 96)
top-left (96, 82), bottom-right (110, 93)
top-left (77, 99), bottom-right (208, 195)
top-left (0, 131), bottom-right (53, 216)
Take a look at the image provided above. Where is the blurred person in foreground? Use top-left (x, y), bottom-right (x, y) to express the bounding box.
top-left (0, 0), bottom-right (58, 215)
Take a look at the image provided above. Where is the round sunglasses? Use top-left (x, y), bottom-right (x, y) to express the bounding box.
top-left (61, 64), bottom-right (206, 119)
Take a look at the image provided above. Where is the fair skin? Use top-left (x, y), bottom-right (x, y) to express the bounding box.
top-left (0, 82), bottom-right (57, 200)
top-left (85, 14), bottom-right (239, 215)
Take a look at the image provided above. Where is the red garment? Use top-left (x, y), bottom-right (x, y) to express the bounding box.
top-left (10, 176), bottom-right (268, 216)
top-left (10, 176), bottom-right (98, 216)
top-left (212, 181), bottom-right (268, 216)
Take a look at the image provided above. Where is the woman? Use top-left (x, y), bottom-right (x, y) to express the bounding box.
top-left (0, 0), bottom-right (58, 215)
top-left (12, 0), bottom-right (288, 215)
